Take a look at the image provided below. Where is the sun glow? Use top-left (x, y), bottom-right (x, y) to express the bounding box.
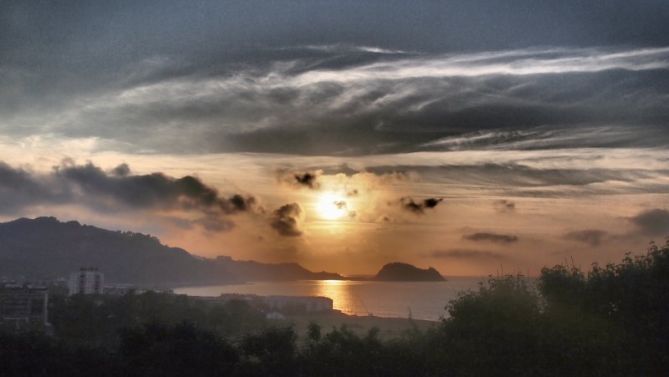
top-left (316, 192), bottom-right (348, 220)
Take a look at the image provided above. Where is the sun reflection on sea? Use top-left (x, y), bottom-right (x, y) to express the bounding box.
top-left (314, 280), bottom-right (368, 316)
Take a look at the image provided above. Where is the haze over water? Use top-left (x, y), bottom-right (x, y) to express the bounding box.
top-left (175, 278), bottom-right (486, 321)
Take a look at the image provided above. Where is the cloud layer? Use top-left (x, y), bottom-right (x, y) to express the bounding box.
top-left (0, 160), bottom-right (259, 233)
top-left (3, 44), bottom-right (669, 156)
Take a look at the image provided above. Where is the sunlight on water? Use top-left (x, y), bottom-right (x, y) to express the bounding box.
top-left (175, 277), bottom-right (485, 321)
top-left (315, 280), bottom-right (369, 316)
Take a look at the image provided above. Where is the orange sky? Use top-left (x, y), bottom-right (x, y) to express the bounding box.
top-left (0, 142), bottom-right (667, 276)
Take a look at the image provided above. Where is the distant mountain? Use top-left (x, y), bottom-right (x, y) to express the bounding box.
top-left (0, 217), bottom-right (342, 286)
top-left (373, 262), bottom-right (445, 281)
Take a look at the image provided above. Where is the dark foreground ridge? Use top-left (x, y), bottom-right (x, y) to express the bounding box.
top-left (0, 217), bottom-right (342, 285)
top-left (373, 262), bottom-right (445, 281)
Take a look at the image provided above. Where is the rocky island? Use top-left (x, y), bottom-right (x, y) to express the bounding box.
top-left (373, 262), bottom-right (445, 281)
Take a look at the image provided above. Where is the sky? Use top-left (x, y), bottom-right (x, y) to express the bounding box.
top-left (1, 0), bottom-right (669, 276)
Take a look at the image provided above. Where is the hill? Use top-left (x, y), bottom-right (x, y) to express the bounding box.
top-left (0, 217), bottom-right (342, 285)
top-left (373, 262), bottom-right (445, 281)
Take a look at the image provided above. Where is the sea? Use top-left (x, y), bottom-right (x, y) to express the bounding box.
top-left (175, 277), bottom-right (487, 321)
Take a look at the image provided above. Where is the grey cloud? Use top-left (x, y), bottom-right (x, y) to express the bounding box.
top-left (430, 249), bottom-right (509, 261)
top-left (136, 68), bottom-right (669, 155)
top-left (277, 170), bottom-right (321, 190)
top-left (226, 194), bottom-right (259, 213)
top-left (0, 162), bottom-right (66, 212)
top-left (0, 160), bottom-right (258, 232)
top-left (3, 1), bottom-right (669, 156)
top-left (399, 197), bottom-right (443, 215)
top-left (4, 45), bottom-right (669, 156)
top-left (463, 232), bottom-right (519, 244)
top-left (111, 163), bottom-right (131, 177)
top-left (563, 229), bottom-right (609, 246)
top-left (312, 164), bottom-right (360, 177)
top-left (293, 172), bottom-right (319, 189)
top-left (54, 162), bottom-right (259, 215)
top-left (366, 163), bottom-right (669, 197)
top-left (630, 209), bottom-right (669, 236)
top-left (270, 203), bottom-right (304, 237)
top-left (370, 163), bottom-right (669, 188)
top-left (421, 126), bottom-right (669, 151)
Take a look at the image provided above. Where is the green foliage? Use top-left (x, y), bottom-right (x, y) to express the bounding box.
top-left (436, 275), bottom-right (544, 376)
top-left (539, 240), bottom-right (669, 374)
top-left (0, 330), bottom-right (120, 377)
top-left (119, 322), bottom-right (238, 377)
top-left (49, 292), bottom-right (267, 347)
top-left (237, 327), bottom-right (298, 377)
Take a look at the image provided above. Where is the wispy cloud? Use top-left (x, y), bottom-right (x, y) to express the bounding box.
top-left (3, 46), bottom-right (669, 155)
top-left (292, 47), bottom-right (669, 84)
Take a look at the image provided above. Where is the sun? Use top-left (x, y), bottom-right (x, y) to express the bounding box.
top-left (316, 192), bottom-right (348, 220)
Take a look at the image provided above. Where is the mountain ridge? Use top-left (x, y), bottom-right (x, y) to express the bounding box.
top-left (0, 216), bottom-right (342, 286)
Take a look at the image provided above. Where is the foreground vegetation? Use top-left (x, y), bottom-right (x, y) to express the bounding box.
top-left (2, 241), bottom-right (668, 376)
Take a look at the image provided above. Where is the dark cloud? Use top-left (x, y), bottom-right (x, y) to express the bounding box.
top-left (316, 164), bottom-right (360, 177)
top-left (0, 160), bottom-right (258, 233)
top-left (399, 197), bottom-right (443, 215)
top-left (563, 229), bottom-right (609, 246)
top-left (278, 170), bottom-right (321, 190)
top-left (430, 249), bottom-right (509, 261)
top-left (294, 172), bottom-right (319, 189)
top-left (463, 232), bottom-right (519, 244)
top-left (0, 162), bottom-right (65, 212)
top-left (270, 203), bottom-right (304, 237)
top-left (630, 209), bottom-right (669, 236)
top-left (111, 163), bottom-right (131, 177)
top-left (53, 162), bottom-right (258, 215)
top-left (2, 2), bottom-right (669, 156)
top-left (494, 200), bottom-right (516, 213)
top-left (223, 194), bottom-right (259, 214)
top-left (210, 71), bottom-right (669, 155)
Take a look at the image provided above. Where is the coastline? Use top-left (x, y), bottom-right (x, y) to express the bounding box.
top-left (281, 310), bottom-right (439, 339)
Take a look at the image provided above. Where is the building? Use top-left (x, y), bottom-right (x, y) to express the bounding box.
top-left (0, 284), bottom-right (49, 330)
top-left (103, 284), bottom-right (174, 296)
top-left (68, 267), bottom-right (104, 296)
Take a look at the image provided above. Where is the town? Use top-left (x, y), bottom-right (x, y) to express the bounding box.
top-left (1, 267), bottom-right (333, 334)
